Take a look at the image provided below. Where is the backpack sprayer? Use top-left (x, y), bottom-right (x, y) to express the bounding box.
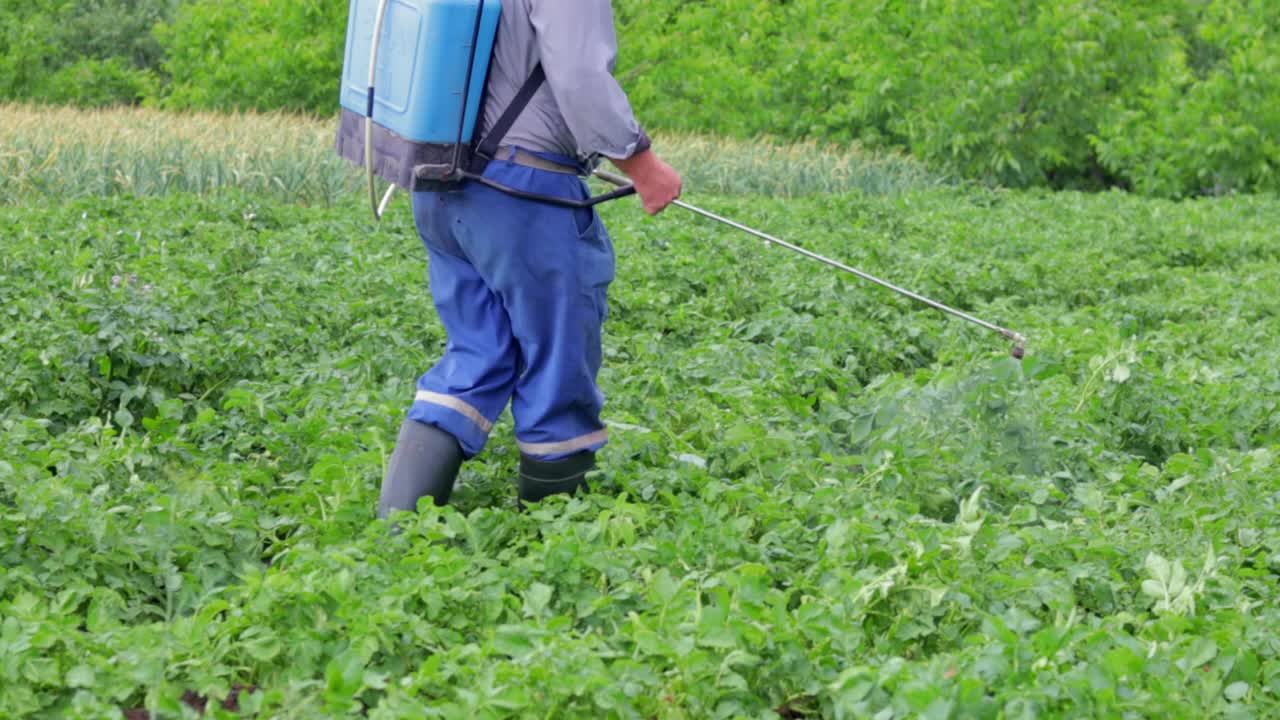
top-left (335, 0), bottom-right (1028, 358)
top-left (336, 0), bottom-right (634, 219)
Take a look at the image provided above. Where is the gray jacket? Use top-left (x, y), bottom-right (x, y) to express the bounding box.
top-left (480, 0), bottom-right (649, 162)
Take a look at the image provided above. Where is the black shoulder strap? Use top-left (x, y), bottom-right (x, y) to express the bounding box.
top-left (475, 63), bottom-right (546, 160)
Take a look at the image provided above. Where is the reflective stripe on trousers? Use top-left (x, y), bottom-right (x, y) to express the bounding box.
top-left (406, 148), bottom-right (614, 460)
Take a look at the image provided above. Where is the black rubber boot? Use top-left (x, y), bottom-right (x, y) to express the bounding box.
top-left (518, 451), bottom-right (595, 505)
top-left (377, 419), bottom-right (465, 519)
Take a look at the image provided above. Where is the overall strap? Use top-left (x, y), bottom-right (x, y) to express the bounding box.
top-left (474, 63), bottom-right (546, 161)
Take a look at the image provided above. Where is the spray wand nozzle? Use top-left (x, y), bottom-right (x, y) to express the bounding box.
top-left (1008, 333), bottom-right (1027, 359)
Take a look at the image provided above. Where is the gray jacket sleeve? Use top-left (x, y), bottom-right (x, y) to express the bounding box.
top-left (528, 0), bottom-right (650, 159)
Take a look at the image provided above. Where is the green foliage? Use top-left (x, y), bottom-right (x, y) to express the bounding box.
top-left (617, 0), bottom-right (1280, 196)
top-left (2, 187), bottom-right (1279, 715)
top-left (60, 0), bottom-right (175, 69)
top-left (3, 0), bottom-right (1278, 195)
top-left (43, 58), bottom-right (157, 107)
top-left (1093, 1), bottom-right (1280, 196)
top-left (0, 0), bottom-right (175, 106)
top-left (0, 1), bottom-right (60, 99)
top-left (834, 1), bottom-right (1176, 188)
top-left (154, 0), bottom-right (347, 114)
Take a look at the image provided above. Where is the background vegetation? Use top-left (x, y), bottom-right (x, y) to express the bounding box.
top-left (2, 0), bottom-right (1277, 197)
top-left (3, 2), bottom-right (1279, 716)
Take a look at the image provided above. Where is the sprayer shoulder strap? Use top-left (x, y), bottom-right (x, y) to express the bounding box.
top-left (474, 63), bottom-right (546, 161)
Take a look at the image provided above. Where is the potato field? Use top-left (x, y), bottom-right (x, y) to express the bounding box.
top-left (3, 166), bottom-right (1278, 717)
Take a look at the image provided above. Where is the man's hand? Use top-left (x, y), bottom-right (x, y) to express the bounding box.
top-left (612, 149), bottom-right (683, 215)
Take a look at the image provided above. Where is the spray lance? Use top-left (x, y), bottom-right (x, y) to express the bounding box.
top-left (593, 169), bottom-right (1028, 359)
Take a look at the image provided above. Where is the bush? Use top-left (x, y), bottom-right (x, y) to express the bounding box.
top-left (615, 0), bottom-right (1279, 195)
top-left (1092, 1), bottom-right (1280, 196)
top-left (803, 0), bottom-right (1181, 189)
top-left (154, 0), bottom-right (346, 115)
top-left (0, 0), bottom-right (176, 106)
top-left (44, 58), bottom-right (157, 108)
top-left (0, 1), bottom-right (64, 100)
top-left (59, 0), bottom-right (174, 69)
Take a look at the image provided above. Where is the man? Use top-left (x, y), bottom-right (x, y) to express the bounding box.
top-left (377, 0), bottom-right (682, 517)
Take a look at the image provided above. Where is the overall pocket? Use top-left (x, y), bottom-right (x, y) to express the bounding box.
top-left (573, 206), bottom-right (615, 322)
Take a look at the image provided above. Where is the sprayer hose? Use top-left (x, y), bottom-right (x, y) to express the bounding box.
top-left (366, 0), bottom-right (393, 219)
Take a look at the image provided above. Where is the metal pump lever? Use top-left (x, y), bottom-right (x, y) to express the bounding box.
top-left (593, 169), bottom-right (1028, 358)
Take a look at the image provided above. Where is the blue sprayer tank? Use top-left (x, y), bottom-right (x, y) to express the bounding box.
top-left (336, 0), bottom-right (502, 190)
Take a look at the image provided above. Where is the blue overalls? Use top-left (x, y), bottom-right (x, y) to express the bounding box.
top-left (407, 148), bottom-right (614, 461)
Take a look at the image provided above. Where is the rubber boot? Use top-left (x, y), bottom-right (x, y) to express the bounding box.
top-left (518, 451), bottom-right (594, 505)
top-left (377, 419), bottom-right (465, 519)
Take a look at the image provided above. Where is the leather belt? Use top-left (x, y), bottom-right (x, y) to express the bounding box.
top-left (494, 145), bottom-right (582, 176)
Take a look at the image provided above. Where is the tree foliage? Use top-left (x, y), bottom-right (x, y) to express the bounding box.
top-left (0, 0), bottom-right (173, 106)
top-left (2, 0), bottom-right (1277, 196)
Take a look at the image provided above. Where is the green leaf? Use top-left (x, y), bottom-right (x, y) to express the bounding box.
top-left (522, 582), bottom-right (554, 618)
top-left (1223, 681), bottom-right (1249, 702)
top-left (1145, 553), bottom-right (1172, 586)
top-left (1185, 638), bottom-right (1219, 670)
top-left (66, 665), bottom-right (96, 688)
